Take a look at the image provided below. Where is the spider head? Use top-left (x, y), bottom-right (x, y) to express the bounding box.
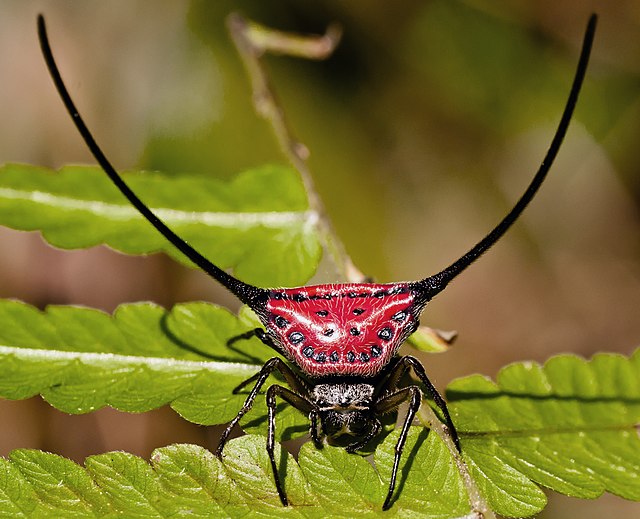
top-left (312, 382), bottom-right (378, 446)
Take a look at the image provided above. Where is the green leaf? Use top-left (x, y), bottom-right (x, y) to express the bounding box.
top-left (85, 452), bottom-right (164, 517)
top-left (297, 441), bottom-right (384, 514)
top-left (0, 298), bottom-right (310, 441)
top-left (220, 435), bottom-right (311, 514)
top-left (0, 457), bottom-right (42, 517)
top-left (0, 300), bottom-right (256, 423)
top-left (375, 429), bottom-right (469, 517)
top-left (8, 450), bottom-right (111, 517)
top-left (0, 163), bottom-right (321, 287)
top-left (1, 297), bottom-right (639, 516)
top-left (150, 444), bottom-right (231, 517)
top-left (449, 351), bottom-right (640, 516)
top-left (0, 436), bottom-right (470, 518)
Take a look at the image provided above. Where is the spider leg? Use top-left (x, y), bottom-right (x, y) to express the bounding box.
top-left (223, 328), bottom-right (271, 364)
top-left (374, 386), bottom-right (422, 511)
top-left (215, 357), bottom-right (308, 456)
top-left (382, 355), bottom-right (460, 452)
top-left (227, 327), bottom-right (265, 346)
top-left (309, 409), bottom-right (323, 448)
top-left (226, 327), bottom-right (287, 363)
top-left (265, 384), bottom-right (315, 506)
top-left (345, 419), bottom-right (381, 454)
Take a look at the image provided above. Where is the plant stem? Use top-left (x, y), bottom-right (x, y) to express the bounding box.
top-left (227, 12), bottom-right (364, 282)
top-left (417, 405), bottom-right (494, 519)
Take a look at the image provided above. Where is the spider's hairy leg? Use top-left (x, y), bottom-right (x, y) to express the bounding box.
top-left (215, 358), bottom-right (309, 455)
top-left (265, 384), bottom-right (315, 506)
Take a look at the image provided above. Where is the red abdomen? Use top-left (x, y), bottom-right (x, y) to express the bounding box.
top-left (263, 283), bottom-right (420, 377)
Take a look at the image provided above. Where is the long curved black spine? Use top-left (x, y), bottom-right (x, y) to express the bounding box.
top-left (414, 14), bottom-right (597, 301)
top-left (37, 14), bottom-right (268, 310)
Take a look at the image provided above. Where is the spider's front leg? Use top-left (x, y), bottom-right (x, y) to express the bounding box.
top-left (374, 385), bottom-right (422, 510)
top-left (265, 384), bottom-right (315, 506)
top-left (225, 327), bottom-right (286, 364)
top-left (344, 419), bottom-right (382, 454)
top-left (309, 408), bottom-right (323, 448)
top-left (215, 357), bottom-right (308, 456)
top-left (227, 327), bottom-right (270, 347)
top-left (215, 357), bottom-right (314, 506)
top-left (374, 355), bottom-right (460, 509)
top-left (383, 355), bottom-right (460, 451)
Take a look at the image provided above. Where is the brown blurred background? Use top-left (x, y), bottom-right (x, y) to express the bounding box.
top-left (0, 1), bottom-right (638, 516)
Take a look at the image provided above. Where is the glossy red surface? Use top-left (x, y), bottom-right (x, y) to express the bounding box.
top-left (264, 283), bottom-right (420, 377)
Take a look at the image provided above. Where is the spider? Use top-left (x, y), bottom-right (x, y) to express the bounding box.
top-left (36, 13), bottom-right (596, 510)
